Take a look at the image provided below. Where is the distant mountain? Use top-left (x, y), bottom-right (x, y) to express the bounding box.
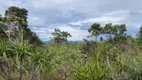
top-left (43, 40), bottom-right (83, 44)
top-left (43, 41), bottom-right (52, 44)
top-left (69, 41), bottom-right (83, 43)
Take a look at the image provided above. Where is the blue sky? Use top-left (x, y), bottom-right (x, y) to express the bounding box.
top-left (0, 0), bottom-right (142, 41)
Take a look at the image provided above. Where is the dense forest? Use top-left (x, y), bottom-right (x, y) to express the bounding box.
top-left (0, 6), bottom-right (142, 80)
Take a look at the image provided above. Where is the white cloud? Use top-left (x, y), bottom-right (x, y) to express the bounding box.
top-left (69, 22), bottom-right (82, 26)
top-left (28, 16), bottom-right (46, 26)
top-left (31, 25), bottom-right (89, 41)
top-left (56, 25), bottom-right (89, 41)
top-left (70, 10), bottom-right (129, 26)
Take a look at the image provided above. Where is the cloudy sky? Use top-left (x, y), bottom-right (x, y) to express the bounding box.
top-left (0, 0), bottom-right (142, 41)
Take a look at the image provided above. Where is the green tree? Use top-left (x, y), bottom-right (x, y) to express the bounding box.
top-left (88, 23), bottom-right (102, 41)
top-left (103, 23), bottom-right (113, 40)
top-left (4, 6), bottom-right (42, 44)
top-left (0, 14), bottom-right (2, 21)
top-left (52, 28), bottom-right (71, 44)
top-left (5, 6), bottom-right (28, 29)
top-left (118, 24), bottom-right (127, 35)
top-left (112, 24), bottom-right (119, 35)
top-left (137, 25), bottom-right (142, 43)
top-left (113, 24), bottom-right (127, 42)
top-left (0, 23), bottom-right (7, 38)
top-left (100, 36), bottom-right (104, 42)
top-left (0, 14), bottom-right (8, 38)
top-left (5, 6), bottom-right (28, 22)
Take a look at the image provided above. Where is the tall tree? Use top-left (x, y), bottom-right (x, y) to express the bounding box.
top-left (4, 6), bottom-right (42, 44)
top-left (118, 24), bottom-right (127, 34)
top-left (5, 6), bottom-right (28, 22)
top-left (88, 23), bottom-right (102, 41)
top-left (113, 24), bottom-right (127, 42)
top-left (5, 6), bottom-right (28, 29)
top-left (112, 24), bottom-right (119, 35)
top-left (103, 23), bottom-right (113, 40)
top-left (52, 28), bottom-right (71, 44)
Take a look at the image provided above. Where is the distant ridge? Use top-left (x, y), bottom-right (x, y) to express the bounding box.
top-left (43, 41), bottom-right (83, 44)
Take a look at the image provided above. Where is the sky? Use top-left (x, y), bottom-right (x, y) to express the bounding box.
top-left (0, 0), bottom-right (142, 41)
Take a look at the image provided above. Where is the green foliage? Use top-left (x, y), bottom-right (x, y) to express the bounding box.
top-left (5, 6), bottom-right (28, 22)
top-left (103, 23), bottom-right (113, 35)
top-left (0, 6), bottom-right (43, 44)
top-left (74, 56), bottom-right (110, 80)
top-left (88, 23), bottom-right (102, 41)
top-left (0, 23), bottom-right (7, 38)
top-left (81, 39), bottom-right (97, 54)
top-left (0, 14), bottom-right (8, 39)
top-left (88, 23), bottom-right (127, 42)
top-left (52, 28), bottom-right (71, 44)
top-left (137, 25), bottom-right (142, 44)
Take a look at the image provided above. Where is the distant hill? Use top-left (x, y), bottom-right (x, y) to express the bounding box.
top-left (43, 41), bottom-right (83, 44)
